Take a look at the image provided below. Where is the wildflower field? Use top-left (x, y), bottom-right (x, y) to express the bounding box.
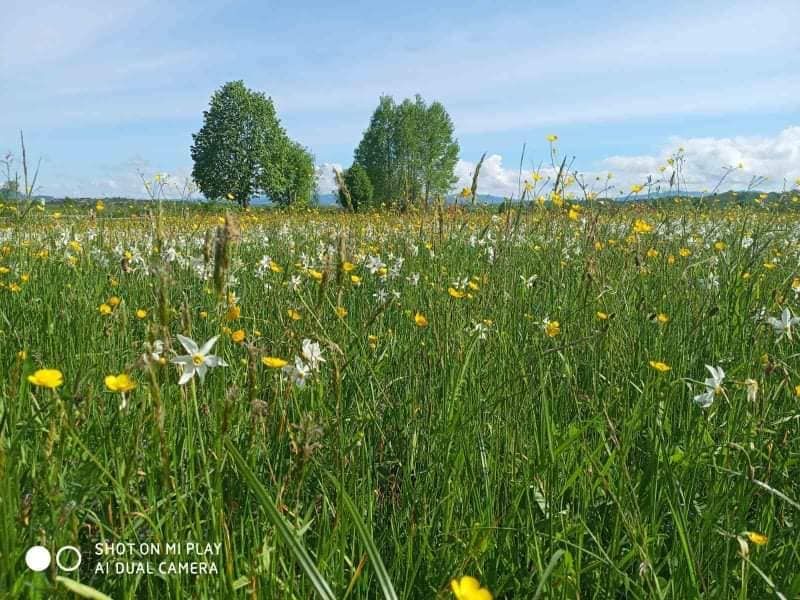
top-left (2, 197), bottom-right (800, 598)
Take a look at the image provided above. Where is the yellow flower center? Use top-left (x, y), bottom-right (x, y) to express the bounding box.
top-left (192, 354), bottom-right (204, 366)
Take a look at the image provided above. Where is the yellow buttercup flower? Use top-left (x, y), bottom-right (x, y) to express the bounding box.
top-left (307, 268), bottom-right (323, 281)
top-left (451, 576), bottom-right (492, 600)
top-left (546, 134), bottom-right (558, 142)
top-left (350, 274), bottom-right (362, 285)
top-left (28, 368), bottom-right (64, 389)
top-left (448, 287), bottom-right (466, 299)
top-left (104, 373), bottom-right (136, 393)
top-left (414, 312), bottom-right (428, 327)
top-left (341, 261), bottom-right (355, 272)
top-left (745, 531), bottom-right (768, 546)
top-left (99, 303), bottom-right (112, 315)
top-left (544, 320), bottom-right (560, 337)
top-left (231, 329), bottom-right (246, 343)
top-left (633, 219), bottom-right (652, 234)
top-left (135, 309), bottom-right (147, 319)
top-left (262, 356), bottom-right (288, 368)
top-left (335, 306), bottom-right (348, 318)
top-left (226, 305), bottom-right (241, 321)
top-left (649, 361), bottom-right (671, 373)
top-left (596, 311), bottom-right (609, 320)
top-left (287, 309), bottom-right (301, 321)
top-left (108, 296), bottom-right (121, 307)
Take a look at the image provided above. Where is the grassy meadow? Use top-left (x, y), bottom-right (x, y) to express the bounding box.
top-left (1, 195), bottom-right (800, 598)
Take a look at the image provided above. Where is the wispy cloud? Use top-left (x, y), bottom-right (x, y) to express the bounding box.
top-left (1, 0), bottom-right (798, 197)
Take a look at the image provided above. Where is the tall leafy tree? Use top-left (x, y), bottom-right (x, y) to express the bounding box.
top-left (191, 81), bottom-right (311, 207)
top-left (353, 95), bottom-right (459, 208)
top-left (420, 101), bottom-right (459, 205)
top-left (353, 96), bottom-right (396, 204)
top-left (271, 142), bottom-right (315, 206)
top-left (337, 163), bottom-right (373, 211)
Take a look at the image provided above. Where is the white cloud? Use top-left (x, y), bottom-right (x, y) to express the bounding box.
top-left (455, 154), bottom-right (526, 198)
top-left (455, 127), bottom-right (800, 198)
top-left (600, 127), bottom-right (800, 191)
top-left (314, 163), bottom-right (343, 195)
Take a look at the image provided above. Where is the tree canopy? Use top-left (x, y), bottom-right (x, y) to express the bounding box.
top-left (354, 95), bottom-right (459, 208)
top-left (191, 81), bottom-right (313, 207)
top-left (336, 163), bottom-right (374, 211)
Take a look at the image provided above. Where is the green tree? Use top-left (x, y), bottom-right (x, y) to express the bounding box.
top-left (419, 101), bottom-right (459, 205)
top-left (337, 163), bottom-right (374, 211)
top-left (354, 95), bottom-right (459, 209)
top-left (191, 81), bottom-right (310, 207)
top-left (353, 96), bottom-right (396, 204)
top-left (271, 142), bottom-right (315, 206)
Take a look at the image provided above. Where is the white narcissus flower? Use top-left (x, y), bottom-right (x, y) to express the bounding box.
top-left (365, 255), bottom-right (385, 274)
top-left (282, 357), bottom-right (310, 388)
top-left (693, 365), bottom-right (725, 408)
top-left (171, 334), bottom-right (227, 385)
top-left (150, 340), bottom-right (165, 362)
top-left (301, 339), bottom-right (325, 370)
top-left (766, 307), bottom-right (800, 341)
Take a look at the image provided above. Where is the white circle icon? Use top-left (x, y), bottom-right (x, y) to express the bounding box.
top-left (25, 546), bottom-right (51, 571)
top-left (55, 546), bottom-right (82, 572)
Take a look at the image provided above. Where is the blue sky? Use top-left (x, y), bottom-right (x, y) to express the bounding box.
top-left (2, 0), bottom-right (799, 198)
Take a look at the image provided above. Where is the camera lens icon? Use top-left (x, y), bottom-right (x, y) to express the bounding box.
top-left (25, 545), bottom-right (82, 572)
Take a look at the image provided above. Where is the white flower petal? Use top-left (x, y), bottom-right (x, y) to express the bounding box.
top-left (693, 390), bottom-right (714, 408)
top-left (177, 334), bottom-right (199, 355)
top-left (199, 335), bottom-right (220, 356)
top-left (178, 367), bottom-right (195, 385)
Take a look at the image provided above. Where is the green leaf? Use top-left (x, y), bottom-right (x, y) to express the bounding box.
top-left (224, 438), bottom-right (335, 600)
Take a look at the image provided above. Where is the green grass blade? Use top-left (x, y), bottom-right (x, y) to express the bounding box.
top-left (55, 576), bottom-right (113, 600)
top-left (325, 472), bottom-right (398, 600)
top-left (224, 438), bottom-right (336, 600)
top-left (532, 549), bottom-right (564, 600)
